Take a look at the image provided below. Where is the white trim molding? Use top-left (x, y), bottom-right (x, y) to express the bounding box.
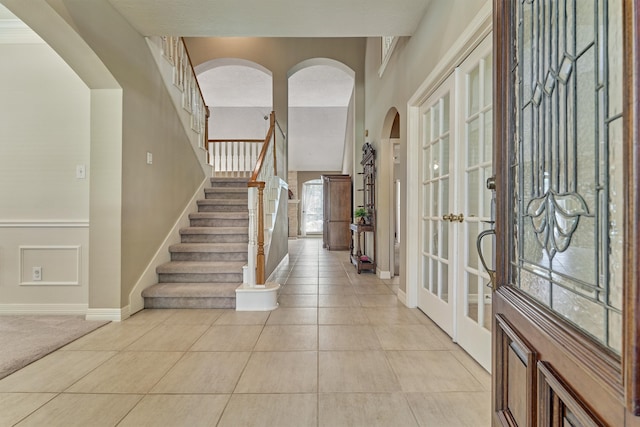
top-left (397, 288), bottom-right (410, 307)
top-left (377, 269), bottom-right (392, 280)
top-left (378, 36), bottom-right (399, 77)
top-left (0, 303), bottom-right (88, 315)
top-left (0, 220), bottom-right (89, 228)
top-left (19, 245), bottom-right (81, 286)
top-left (85, 306), bottom-right (130, 322)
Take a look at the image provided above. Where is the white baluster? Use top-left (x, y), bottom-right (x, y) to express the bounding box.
top-left (247, 186), bottom-right (257, 287)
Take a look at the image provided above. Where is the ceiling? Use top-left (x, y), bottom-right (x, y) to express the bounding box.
top-left (106, 0), bottom-right (432, 37)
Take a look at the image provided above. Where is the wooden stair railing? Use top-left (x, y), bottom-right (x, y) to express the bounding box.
top-left (247, 111), bottom-right (277, 286)
top-left (158, 36), bottom-right (210, 157)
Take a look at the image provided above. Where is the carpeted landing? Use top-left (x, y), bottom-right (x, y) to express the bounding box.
top-left (0, 315), bottom-right (108, 380)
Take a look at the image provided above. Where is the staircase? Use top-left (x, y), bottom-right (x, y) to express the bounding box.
top-left (142, 177), bottom-right (249, 309)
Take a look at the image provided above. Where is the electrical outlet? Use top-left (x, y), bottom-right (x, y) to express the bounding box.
top-left (146, 152), bottom-right (153, 165)
top-left (32, 266), bottom-right (42, 281)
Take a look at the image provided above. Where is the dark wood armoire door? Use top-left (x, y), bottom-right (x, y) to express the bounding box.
top-left (492, 0), bottom-right (640, 425)
top-left (322, 174), bottom-right (352, 250)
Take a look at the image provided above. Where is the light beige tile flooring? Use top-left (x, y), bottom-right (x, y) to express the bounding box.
top-left (0, 238), bottom-right (491, 427)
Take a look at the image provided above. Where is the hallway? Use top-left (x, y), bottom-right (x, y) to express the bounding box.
top-left (0, 238), bottom-right (490, 426)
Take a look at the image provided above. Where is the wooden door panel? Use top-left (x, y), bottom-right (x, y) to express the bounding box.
top-left (494, 288), bottom-right (624, 426)
top-left (492, 0), bottom-right (640, 425)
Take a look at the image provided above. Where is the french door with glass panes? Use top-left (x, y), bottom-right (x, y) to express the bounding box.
top-left (419, 76), bottom-right (455, 336)
top-left (492, 0), bottom-right (640, 425)
top-left (454, 35), bottom-right (494, 372)
top-left (419, 38), bottom-right (494, 370)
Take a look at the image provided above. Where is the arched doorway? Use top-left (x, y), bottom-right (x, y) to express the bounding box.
top-left (287, 59), bottom-right (355, 173)
top-left (195, 59), bottom-right (273, 140)
top-left (300, 179), bottom-right (323, 236)
top-left (377, 108), bottom-right (403, 285)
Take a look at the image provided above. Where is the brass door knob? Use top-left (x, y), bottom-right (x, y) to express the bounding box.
top-left (451, 213), bottom-right (464, 222)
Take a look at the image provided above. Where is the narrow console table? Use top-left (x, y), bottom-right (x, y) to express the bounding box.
top-left (350, 223), bottom-right (376, 274)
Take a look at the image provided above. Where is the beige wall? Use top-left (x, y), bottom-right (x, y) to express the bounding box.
top-left (0, 42), bottom-right (91, 310)
top-left (364, 0), bottom-right (490, 291)
top-left (3, 0), bottom-right (207, 312)
top-left (52, 1), bottom-right (206, 307)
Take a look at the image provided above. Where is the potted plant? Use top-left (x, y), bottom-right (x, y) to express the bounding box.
top-left (355, 208), bottom-right (367, 225)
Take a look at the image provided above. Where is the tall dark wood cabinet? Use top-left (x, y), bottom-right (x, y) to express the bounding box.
top-left (322, 174), bottom-right (352, 250)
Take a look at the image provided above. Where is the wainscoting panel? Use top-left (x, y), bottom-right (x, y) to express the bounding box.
top-left (20, 245), bottom-right (81, 286)
top-left (0, 224), bottom-right (89, 309)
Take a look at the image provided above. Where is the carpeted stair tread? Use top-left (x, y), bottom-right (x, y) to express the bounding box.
top-left (210, 177), bottom-right (250, 187)
top-left (169, 243), bottom-right (247, 253)
top-left (142, 282), bottom-right (238, 298)
top-left (205, 188), bottom-right (248, 195)
top-left (180, 227), bottom-right (248, 235)
top-left (189, 212), bottom-right (249, 219)
top-left (157, 261), bottom-right (245, 274)
top-left (198, 198), bottom-right (247, 205)
top-left (145, 176), bottom-right (251, 309)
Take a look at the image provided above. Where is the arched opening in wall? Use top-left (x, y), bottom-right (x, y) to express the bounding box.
top-left (380, 108), bottom-right (402, 280)
top-left (300, 179), bottom-right (324, 236)
top-left (287, 59), bottom-right (355, 173)
top-left (195, 59), bottom-right (273, 140)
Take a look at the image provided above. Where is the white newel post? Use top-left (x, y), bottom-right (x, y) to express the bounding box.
top-left (235, 185), bottom-right (280, 311)
top-left (247, 186), bottom-right (257, 287)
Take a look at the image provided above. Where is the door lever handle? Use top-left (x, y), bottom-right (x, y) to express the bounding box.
top-left (477, 229), bottom-right (496, 289)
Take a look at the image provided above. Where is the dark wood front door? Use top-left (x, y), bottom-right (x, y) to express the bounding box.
top-left (492, 0), bottom-right (640, 425)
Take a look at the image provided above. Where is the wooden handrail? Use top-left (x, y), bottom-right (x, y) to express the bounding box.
top-left (250, 112), bottom-right (276, 182)
top-left (247, 111), bottom-right (277, 285)
top-left (181, 38), bottom-right (206, 108)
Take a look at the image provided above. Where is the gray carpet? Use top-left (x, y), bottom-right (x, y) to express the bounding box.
top-left (0, 315), bottom-right (109, 379)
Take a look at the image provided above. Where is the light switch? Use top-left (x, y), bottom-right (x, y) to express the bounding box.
top-left (146, 152), bottom-right (153, 165)
top-left (76, 165), bottom-right (86, 179)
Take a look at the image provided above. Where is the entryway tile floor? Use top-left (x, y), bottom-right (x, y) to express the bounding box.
top-left (0, 238), bottom-right (491, 426)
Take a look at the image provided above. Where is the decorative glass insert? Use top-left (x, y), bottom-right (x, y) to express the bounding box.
top-left (512, 0), bottom-right (623, 353)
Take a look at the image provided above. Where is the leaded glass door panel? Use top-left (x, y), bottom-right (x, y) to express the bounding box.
top-left (492, 0), bottom-right (639, 425)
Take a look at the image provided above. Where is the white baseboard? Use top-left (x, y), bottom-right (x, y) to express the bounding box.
top-left (377, 269), bottom-right (392, 280)
top-left (0, 303), bottom-right (88, 316)
top-left (85, 306), bottom-right (129, 322)
top-left (398, 289), bottom-right (416, 308)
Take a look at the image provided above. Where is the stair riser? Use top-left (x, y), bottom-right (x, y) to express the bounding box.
top-left (181, 235), bottom-right (248, 243)
top-left (170, 252), bottom-right (248, 262)
top-left (210, 179), bottom-right (249, 188)
top-left (198, 205), bottom-right (247, 212)
top-left (145, 297), bottom-right (235, 309)
top-left (159, 273), bottom-right (243, 283)
top-left (204, 192), bottom-right (248, 200)
top-left (189, 219), bottom-right (249, 227)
